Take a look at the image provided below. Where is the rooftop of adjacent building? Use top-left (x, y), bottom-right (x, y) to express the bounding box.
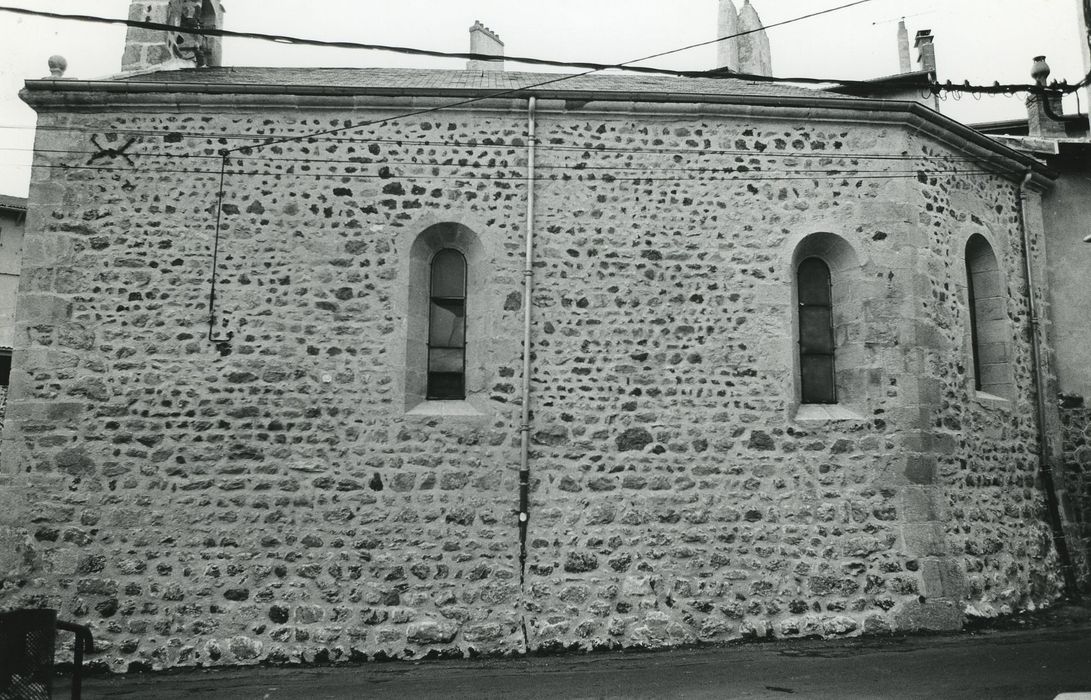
top-left (972, 112), bottom-right (1089, 139)
top-left (0, 194), bottom-right (27, 213)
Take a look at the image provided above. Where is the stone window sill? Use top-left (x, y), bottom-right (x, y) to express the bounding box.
top-left (793, 404), bottom-right (866, 422)
top-left (406, 400), bottom-right (485, 417)
top-left (972, 391), bottom-right (1011, 409)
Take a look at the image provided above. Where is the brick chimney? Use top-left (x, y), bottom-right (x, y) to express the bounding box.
top-left (1026, 56), bottom-right (1067, 138)
top-left (122, 0), bottom-right (224, 73)
top-left (914, 29), bottom-right (936, 77)
top-left (467, 21), bottom-right (504, 72)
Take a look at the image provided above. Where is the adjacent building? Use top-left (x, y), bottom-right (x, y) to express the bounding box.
top-left (971, 54), bottom-right (1091, 605)
top-left (0, 194), bottom-right (26, 432)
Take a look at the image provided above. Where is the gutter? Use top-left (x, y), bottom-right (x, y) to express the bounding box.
top-left (517, 96), bottom-right (537, 585)
top-left (1016, 170), bottom-right (1079, 597)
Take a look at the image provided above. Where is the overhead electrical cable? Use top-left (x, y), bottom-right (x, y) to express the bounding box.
top-left (0, 144), bottom-right (988, 165)
top-left (0, 0), bottom-right (1048, 341)
top-left (0, 160), bottom-right (1010, 183)
top-left (0, 123), bottom-right (1056, 159)
top-left (0, 2), bottom-right (881, 83)
top-left (1, 2), bottom-right (1082, 96)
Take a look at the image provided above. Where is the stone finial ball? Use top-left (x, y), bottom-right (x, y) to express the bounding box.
top-left (48, 55), bottom-right (68, 78)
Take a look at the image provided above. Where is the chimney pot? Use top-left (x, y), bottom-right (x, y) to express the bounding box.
top-left (913, 29), bottom-right (936, 77)
top-left (1026, 55), bottom-right (1066, 138)
top-left (1031, 55), bottom-right (1050, 85)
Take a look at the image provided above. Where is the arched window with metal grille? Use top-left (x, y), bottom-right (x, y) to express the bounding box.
top-left (797, 256), bottom-right (836, 404)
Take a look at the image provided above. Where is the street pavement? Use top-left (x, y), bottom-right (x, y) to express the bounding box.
top-left (59, 611), bottom-right (1091, 699)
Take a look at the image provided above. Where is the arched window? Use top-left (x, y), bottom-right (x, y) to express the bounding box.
top-left (965, 234), bottom-right (1012, 397)
top-left (403, 223), bottom-right (484, 411)
top-left (427, 249), bottom-right (467, 400)
top-left (797, 257), bottom-right (836, 404)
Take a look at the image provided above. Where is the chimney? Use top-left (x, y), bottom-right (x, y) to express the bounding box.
top-left (467, 21), bottom-right (504, 72)
top-left (897, 20), bottom-right (911, 74)
top-left (914, 29), bottom-right (936, 77)
top-left (1026, 56), bottom-right (1067, 138)
top-left (716, 0), bottom-right (740, 71)
top-left (122, 0), bottom-right (224, 73)
top-left (736, 0), bottom-right (772, 76)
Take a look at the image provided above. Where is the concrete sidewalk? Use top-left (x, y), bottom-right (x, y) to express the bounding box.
top-left (59, 613), bottom-right (1091, 699)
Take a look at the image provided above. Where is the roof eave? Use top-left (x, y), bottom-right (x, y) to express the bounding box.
top-left (20, 78), bottom-right (1056, 187)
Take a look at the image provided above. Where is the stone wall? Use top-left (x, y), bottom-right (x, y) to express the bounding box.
top-left (0, 95), bottom-right (1071, 670)
top-left (909, 142), bottom-right (1065, 616)
top-left (1060, 396), bottom-right (1091, 583)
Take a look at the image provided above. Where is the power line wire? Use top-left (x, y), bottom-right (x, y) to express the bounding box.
top-left (0, 125), bottom-right (983, 162)
top-left (0, 0), bottom-right (1035, 342)
top-left (0, 2), bottom-right (875, 82)
top-left (179, 10), bottom-right (1086, 155)
top-left (0, 160), bottom-right (1006, 183)
top-left (1, 2), bottom-right (1084, 94)
top-left (0, 144), bottom-right (985, 165)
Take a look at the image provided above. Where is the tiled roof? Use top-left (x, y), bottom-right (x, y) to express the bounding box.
top-left (119, 66), bottom-right (841, 101)
top-left (0, 194), bottom-right (27, 211)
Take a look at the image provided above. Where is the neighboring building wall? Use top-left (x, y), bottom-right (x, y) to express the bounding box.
top-left (0, 94), bottom-right (1069, 670)
top-left (0, 202), bottom-right (25, 442)
top-left (1061, 399), bottom-right (1091, 576)
top-left (0, 204), bottom-right (24, 349)
top-left (1042, 171), bottom-right (1091, 399)
top-left (1042, 165), bottom-right (1091, 586)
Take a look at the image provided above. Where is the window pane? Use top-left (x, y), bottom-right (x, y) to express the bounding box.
top-left (429, 300), bottom-right (465, 347)
top-left (801, 355), bottom-right (836, 404)
top-left (797, 258), bottom-right (831, 305)
top-left (431, 249), bottom-right (466, 298)
top-left (799, 307), bottom-right (834, 354)
top-left (428, 372), bottom-right (465, 400)
top-left (429, 348), bottom-right (464, 373)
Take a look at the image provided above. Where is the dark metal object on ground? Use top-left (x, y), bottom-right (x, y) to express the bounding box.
top-left (0, 609), bottom-right (93, 700)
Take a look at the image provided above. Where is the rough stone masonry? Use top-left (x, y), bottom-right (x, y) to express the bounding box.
top-left (0, 71), bottom-right (1079, 671)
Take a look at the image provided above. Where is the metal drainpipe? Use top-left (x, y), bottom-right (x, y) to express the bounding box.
top-left (517, 96), bottom-right (537, 584)
top-left (1016, 170), bottom-right (1079, 597)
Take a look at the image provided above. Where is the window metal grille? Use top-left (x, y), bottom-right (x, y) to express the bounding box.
top-left (427, 249), bottom-right (467, 400)
top-left (797, 257), bottom-right (836, 404)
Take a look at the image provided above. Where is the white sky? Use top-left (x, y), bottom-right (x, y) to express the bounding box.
top-left (0, 0), bottom-right (1086, 197)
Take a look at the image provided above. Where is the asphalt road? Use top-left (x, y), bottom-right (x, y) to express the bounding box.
top-left (62, 623), bottom-right (1091, 699)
